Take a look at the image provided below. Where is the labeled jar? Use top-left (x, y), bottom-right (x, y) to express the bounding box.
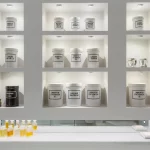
top-left (70, 48), bottom-right (83, 68)
top-left (85, 18), bottom-right (95, 30)
top-left (129, 84), bottom-right (146, 107)
top-left (52, 48), bottom-right (64, 68)
top-left (85, 84), bottom-right (101, 107)
top-left (6, 86), bottom-right (19, 107)
top-left (48, 83), bottom-right (63, 107)
top-left (54, 17), bottom-right (64, 30)
top-left (87, 48), bottom-right (100, 68)
top-left (132, 16), bottom-right (144, 30)
top-left (5, 48), bottom-right (18, 68)
top-left (71, 17), bottom-right (80, 30)
top-left (6, 17), bottom-right (17, 31)
top-left (66, 83), bottom-right (82, 107)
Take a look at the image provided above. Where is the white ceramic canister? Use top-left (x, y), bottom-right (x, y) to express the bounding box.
top-left (66, 83), bottom-right (82, 107)
top-left (71, 17), bottom-right (80, 30)
top-left (48, 83), bottom-right (63, 107)
top-left (52, 48), bottom-right (64, 68)
top-left (85, 18), bottom-right (95, 30)
top-left (128, 84), bottom-right (146, 107)
top-left (5, 48), bottom-right (18, 68)
top-left (70, 48), bottom-right (83, 68)
top-left (85, 84), bottom-right (101, 107)
top-left (132, 16), bottom-right (144, 30)
top-left (87, 48), bottom-right (100, 68)
top-left (6, 17), bottom-right (17, 31)
top-left (54, 17), bottom-right (64, 30)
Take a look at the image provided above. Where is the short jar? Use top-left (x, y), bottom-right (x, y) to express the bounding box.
top-left (54, 17), bottom-right (64, 30)
top-left (5, 48), bottom-right (18, 68)
top-left (85, 18), bottom-right (95, 30)
top-left (6, 17), bottom-right (17, 31)
top-left (52, 48), bottom-right (64, 68)
top-left (70, 48), bottom-right (83, 68)
top-left (87, 48), bottom-right (100, 68)
top-left (66, 83), bottom-right (82, 107)
top-left (132, 16), bottom-right (144, 30)
top-left (85, 84), bottom-right (101, 107)
top-left (48, 83), bottom-right (63, 107)
top-left (71, 17), bottom-right (80, 30)
top-left (128, 83), bottom-right (146, 107)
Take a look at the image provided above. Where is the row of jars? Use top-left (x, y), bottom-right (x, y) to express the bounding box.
top-left (55, 17), bottom-right (95, 30)
top-left (52, 48), bottom-right (100, 68)
top-left (48, 83), bottom-right (101, 107)
top-left (0, 120), bottom-right (37, 137)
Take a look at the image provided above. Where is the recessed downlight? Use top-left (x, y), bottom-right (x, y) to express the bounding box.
top-left (138, 35), bottom-right (143, 38)
top-left (7, 4), bottom-right (13, 7)
top-left (88, 35), bottom-right (94, 38)
top-left (56, 36), bottom-right (62, 38)
top-left (7, 35), bottom-right (13, 38)
top-left (137, 4), bottom-right (143, 7)
top-left (56, 4), bottom-right (62, 7)
top-left (88, 4), bottom-right (94, 7)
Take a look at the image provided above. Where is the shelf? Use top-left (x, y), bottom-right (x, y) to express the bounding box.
top-left (0, 68), bottom-right (24, 72)
top-left (0, 31), bottom-right (24, 35)
top-left (0, 106), bottom-right (24, 109)
top-left (127, 31), bottom-right (150, 35)
top-left (42, 68), bottom-right (108, 72)
top-left (126, 68), bottom-right (150, 71)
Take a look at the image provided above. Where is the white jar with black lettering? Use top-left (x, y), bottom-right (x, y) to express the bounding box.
top-left (5, 48), bottom-right (18, 68)
top-left (129, 84), bottom-right (146, 107)
top-left (132, 16), bottom-right (144, 30)
top-left (87, 48), bottom-right (99, 68)
top-left (52, 48), bottom-right (64, 68)
top-left (85, 84), bottom-right (101, 107)
top-left (66, 83), bottom-right (82, 107)
top-left (71, 17), bottom-right (80, 30)
top-left (70, 48), bottom-right (83, 68)
top-left (48, 84), bottom-right (63, 107)
top-left (6, 17), bottom-right (17, 31)
top-left (54, 17), bottom-right (64, 30)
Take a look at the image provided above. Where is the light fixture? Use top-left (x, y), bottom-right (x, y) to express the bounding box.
top-left (56, 35), bottom-right (62, 38)
top-left (7, 4), bottom-right (13, 7)
top-left (143, 121), bottom-right (146, 124)
top-left (88, 4), bottom-right (94, 7)
top-left (7, 35), bottom-right (13, 38)
top-left (137, 4), bottom-right (143, 8)
top-left (88, 35), bottom-right (94, 38)
top-left (56, 4), bottom-right (62, 7)
top-left (138, 35), bottom-right (143, 38)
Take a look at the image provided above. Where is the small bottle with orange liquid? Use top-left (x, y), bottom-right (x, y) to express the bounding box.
top-left (20, 125), bottom-right (26, 137)
top-left (7, 125), bottom-right (13, 137)
top-left (26, 125), bottom-right (33, 137)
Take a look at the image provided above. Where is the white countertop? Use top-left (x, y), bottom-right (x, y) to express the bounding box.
top-left (0, 126), bottom-right (150, 143)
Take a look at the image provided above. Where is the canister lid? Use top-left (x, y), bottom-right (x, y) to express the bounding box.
top-left (70, 48), bottom-right (83, 53)
top-left (48, 83), bottom-right (63, 87)
top-left (52, 48), bottom-right (64, 53)
top-left (85, 18), bottom-right (95, 21)
top-left (132, 16), bottom-right (144, 20)
top-left (71, 17), bottom-right (80, 21)
top-left (66, 83), bottom-right (82, 87)
top-left (5, 48), bottom-right (18, 53)
top-left (87, 48), bottom-right (99, 53)
top-left (86, 84), bottom-right (101, 87)
top-left (6, 86), bottom-right (19, 89)
top-left (54, 17), bottom-right (64, 21)
top-left (128, 83), bottom-right (146, 87)
top-left (6, 17), bottom-right (17, 21)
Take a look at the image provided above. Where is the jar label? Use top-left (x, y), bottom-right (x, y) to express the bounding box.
top-left (5, 54), bottom-right (16, 62)
top-left (49, 90), bottom-right (62, 100)
top-left (135, 20), bottom-right (143, 28)
top-left (71, 54), bottom-right (81, 62)
top-left (55, 21), bottom-right (63, 29)
top-left (7, 21), bottom-right (15, 28)
top-left (6, 91), bottom-right (17, 99)
top-left (68, 90), bottom-right (80, 99)
top-left (53, 54), bottom-right (63, 62)
top-left (71, 22), bottom-right (80, 29)
top-left (87, 90), bottom-right (100, 99)
top-left (86, 21), bottom-right (95, 29)
top-left (132, 90), bottom-right (145, 100)
top-left (88, 54), bottom-right (99, 62)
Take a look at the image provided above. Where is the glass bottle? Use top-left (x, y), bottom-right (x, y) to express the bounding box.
top-left (10, 120), bottom-right (14, 128)
top-left (16, 120), bottom-right (20, 128)
top-left (32, 120), bottom-right (37, 130)
top-left (5, 120), bottom-right (9, 129)
top-left (20, 125), bottom-right (25, 137)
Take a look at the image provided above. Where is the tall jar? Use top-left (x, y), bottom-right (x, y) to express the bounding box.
top-left (6, 17), bottom-right (17, 31)
top-left (132, 16), bottom-right (144, 30)
top-left (66, 83), bottom-right (82, 107)
top-left (70, 48), bottom-right (83, 68)
top-left (71, 17), bottom-right (80, 30)
top-left (5, 48), bottom-right (18, 68)
top-left (87, 48), bottom-right (100, 68)
top-left (54, 17), bottom-right (64, 30)
top-left (48, 83), bottom-right (63, 107)
top-left (52, 48), bottom-right (64, 68)
top-left (85, 84), bottom-right (101, 107)
top-left (85, 18), bottom-right (95, 30)
top-left (128, 83), bottom-right (146, 107)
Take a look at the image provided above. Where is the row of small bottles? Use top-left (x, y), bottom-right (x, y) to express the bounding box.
top-left (0, 120), bottom-right (37, 137)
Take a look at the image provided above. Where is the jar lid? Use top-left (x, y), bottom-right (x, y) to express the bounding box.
top-left (132, 16), bottom-right (144, 20)
top-left (85, 18), bottom-right (95, 21)
top-left (66, 83), bottom-right (82, 87)
top-left (48, 83), bottom-right (63, 87)
top-left (86, 84), bottom-right (101, 87)
top-left (70, 48), bottom-right (83, 53)
top-left (5, 48), bottom-right (18, 53)
top-left (71, 17), bottom-right (80, 21)
top-left (6, 86), bottom-right (19, 89)
top-left (87, 48), bottom-right (99, 53)
top-left (128, 83), bottom-right (146, 87)
top-left (54, 17), bottom-right (64, 21)
top-left (52, 48), bottom-right (64, 53)
top-left (6, 17), bottom-right (17, 21)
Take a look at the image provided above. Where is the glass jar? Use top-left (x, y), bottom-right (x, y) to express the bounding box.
top-left (85, 18), bottom-right (95, 30)
top-left (54, 17), bottom-right (64, 30)
top-left (132, 16), bottom-right (144, 30)
top-left (6, 17), bottom-right (17, 31)
top-left (71, 17), bottom-right (80, 30)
